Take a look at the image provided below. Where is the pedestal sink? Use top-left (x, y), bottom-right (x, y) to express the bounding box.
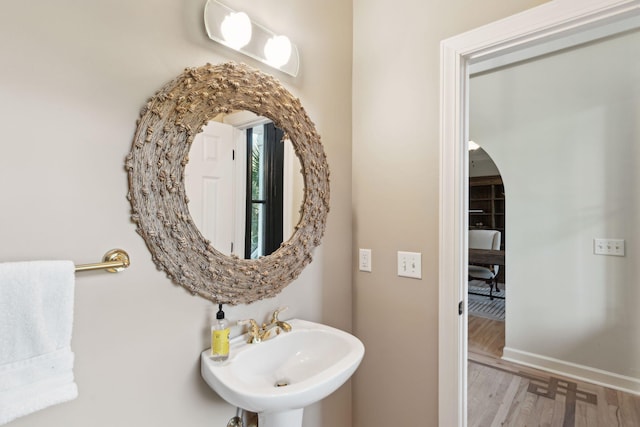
top-left (201, 319), bottom-right (365, 427)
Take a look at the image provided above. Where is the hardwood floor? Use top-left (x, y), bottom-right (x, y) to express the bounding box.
top-left (467, 315), bottom-right (640, 426)
top-left (468, 314), bottom-right (505, 358)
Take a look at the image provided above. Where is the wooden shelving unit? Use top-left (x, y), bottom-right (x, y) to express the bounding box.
top-left (469, 175), bottom-right (505, 283)
top-left (469, 175), bottom-right (505, 250)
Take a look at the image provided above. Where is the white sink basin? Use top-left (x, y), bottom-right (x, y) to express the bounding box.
top-left (201, 319), bottom-right (364, 427)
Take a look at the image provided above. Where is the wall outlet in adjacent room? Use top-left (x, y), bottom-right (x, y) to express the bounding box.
top-left (593, 238), bottom-right (625, 256)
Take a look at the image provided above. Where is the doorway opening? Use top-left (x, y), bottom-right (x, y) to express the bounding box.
top-left (467, 148), bottom-right (505, 363)
top-left (439, 3), bottom-right (640, 425)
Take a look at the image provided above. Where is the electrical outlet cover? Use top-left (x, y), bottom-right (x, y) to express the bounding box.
top-left (359, 248), bottom-right (372, 272)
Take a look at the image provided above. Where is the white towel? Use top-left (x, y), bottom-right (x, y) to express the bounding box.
top-left (0, 260), bottom-right (78, 425)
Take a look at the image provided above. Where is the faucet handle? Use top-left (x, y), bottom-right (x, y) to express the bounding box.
top-left (271, 306), bottom-right (288, 322)
top-left (270, 307), bottom-right (292, 334)
top-left (237, 319), bottom-right (259, 329)
top-left (238, 319), bottom-right (262, 343)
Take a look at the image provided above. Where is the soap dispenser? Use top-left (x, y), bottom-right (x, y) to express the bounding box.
top-left (211, 304), bottom-right (230, 362)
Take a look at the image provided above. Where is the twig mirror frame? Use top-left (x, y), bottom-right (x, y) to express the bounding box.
top-left (126, 62), bottom-right (330, 305)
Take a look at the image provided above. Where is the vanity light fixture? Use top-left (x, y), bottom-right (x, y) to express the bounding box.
top-left (204, 0), bottom-right (300, 77)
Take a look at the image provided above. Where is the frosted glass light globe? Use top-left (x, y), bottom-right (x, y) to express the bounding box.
top-left (264, 35), bottom-right (292, 68)
top-left (220, 12), bottom-right (252, 49)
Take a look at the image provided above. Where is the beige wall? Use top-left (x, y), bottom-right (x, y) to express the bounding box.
top-left (471, 28), bottom-right (640, 382)
top-left (0, 1), bottom-right (351, 427)
top-left (4, 1), bottom-right (591, 425)
top-left (351, 1), bottom-right (548, 426)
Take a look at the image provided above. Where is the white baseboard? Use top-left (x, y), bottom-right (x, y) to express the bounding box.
top-left (502, 347), bottom-right (640, 396)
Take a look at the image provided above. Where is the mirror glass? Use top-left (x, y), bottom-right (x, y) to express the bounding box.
top-left (184, 111), bottom-right (303, 259)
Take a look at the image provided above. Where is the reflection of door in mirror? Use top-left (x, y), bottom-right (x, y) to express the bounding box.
top-left (185, 121), bottom-right (236, 254)
top-left (186, 113), bottom-right (299, 259)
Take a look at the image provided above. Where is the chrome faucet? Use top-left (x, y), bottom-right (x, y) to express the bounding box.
top-left (240, 307), bottom-right (292, 344)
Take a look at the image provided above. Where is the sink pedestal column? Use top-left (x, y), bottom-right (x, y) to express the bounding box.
top-left (258, 408), bottom-right (304, 427)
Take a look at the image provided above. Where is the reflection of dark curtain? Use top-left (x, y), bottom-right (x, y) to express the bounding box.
top-left (245, 123), bottom-right (284, 259)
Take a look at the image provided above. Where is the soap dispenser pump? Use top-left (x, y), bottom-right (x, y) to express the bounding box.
top-left (211, 304), bottom-right (230, 362)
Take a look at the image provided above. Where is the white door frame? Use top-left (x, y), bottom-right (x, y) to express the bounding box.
top-left (438, 1), bottom-right (640, 425)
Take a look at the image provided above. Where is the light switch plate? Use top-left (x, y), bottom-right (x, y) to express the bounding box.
top-left (397, 251), bottom-right (422, 279)
top-left (594, 238), bottom-right (625, 256)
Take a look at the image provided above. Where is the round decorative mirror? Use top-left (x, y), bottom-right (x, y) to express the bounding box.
top-left (125, 62), bottom-right (330, 305)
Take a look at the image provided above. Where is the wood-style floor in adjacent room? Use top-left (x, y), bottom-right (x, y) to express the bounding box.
top-left (467, 315), bottom-right (640, 427)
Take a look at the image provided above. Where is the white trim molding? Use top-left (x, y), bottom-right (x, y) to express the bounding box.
top-left (439, 1), bottom-right (640, 426)
top-left (503, 347), bottom-right (640, 396)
